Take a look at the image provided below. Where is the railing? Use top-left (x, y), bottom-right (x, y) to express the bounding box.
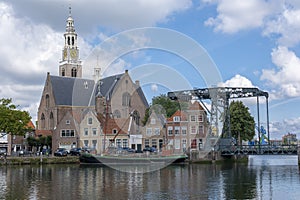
top-left (219, 144), bottom-right (298, 156)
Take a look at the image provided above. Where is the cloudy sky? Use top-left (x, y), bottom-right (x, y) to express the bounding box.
top-left (1, 0), bottom-right (300, 139)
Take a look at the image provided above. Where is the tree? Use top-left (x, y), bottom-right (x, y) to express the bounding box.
top-left (0, 98), bottom-right (31, 137)
top-left (229, 101), bottom-right (255, 144)
top-left (142, 94), bottom-right (188, 124)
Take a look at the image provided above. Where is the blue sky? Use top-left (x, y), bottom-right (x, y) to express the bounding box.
top-left (1, 0), bottom-right (300, 139)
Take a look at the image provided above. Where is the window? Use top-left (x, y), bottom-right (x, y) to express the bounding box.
top-left (112, 129), bottom-right (118, 134)
top-left (92, 140), bottom-right (97, 149)
top-left (191, 139), bottom-right (197, 149)
top-left (113, 110), bottom-right (121, 118)
top-left (84, 128), bottom-right (88, 136)
top-left (45, 94), bottom-right (50, 108)
top-left (190, 115), bottom-right (196, 122)
top-left (71, 68), bottom-right (77, 77)
top-left (151, 118), bottom-right (156, 124)
top-left (173, 116), bottom-right (180, 122)
top-left (182, 126), bottom-right (187, 135)
top-left (175, 139), bottom-right (180, 149)
top-left (191, 126), bottom-right (196, 134)
top-left (61, 129), bottom-right (75, 137)
top-left (88, 118), bottom-right (92, 125)
top-left (62, 68), bottom-right (65, 76)
top-left (168, 127), bottom-right (173, 135)
top-left (151, 139), bottom-right (157, 148)
top-left (146, 128), bottom-right (152, 136)
top-left (92, 128), bottom-right (97, 136)
top-left (198, 114), bottom-right (203, 122)
top-left (123, 139), bottom-right (128, 148)
top-left (199, 139), bottom-right (203, 150)
top-left (116, 139), bottom-right (121, 147)
top-left (198, 125), bottom-right (204, 134)
top-left (154, 128), bottom-right (160, 135)
top-left (49, 112), bottom-right (54, 129)
top-left (84, 140), bottom-right (89, 147)
top-left (66, 120), bottom-right (70, 125)
top-left (40, 113), bottom-right (45, 129)
top-left (145, 139), bottom-right (149, 147)
top-left (182, 139), bottom-right (187, 152)
top-left (174, 126), bottom-right (180, 135)
top-left (122, 92), bottom-right (131, 106)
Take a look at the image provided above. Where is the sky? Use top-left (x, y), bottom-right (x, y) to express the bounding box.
top-left (1, 0), bottom-right (300, 139)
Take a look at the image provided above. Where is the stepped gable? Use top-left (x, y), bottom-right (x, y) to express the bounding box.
top-left (50, 75), bottom-right (95, 106)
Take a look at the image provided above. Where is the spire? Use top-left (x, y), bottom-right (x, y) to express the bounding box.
top-left (59, 5), bottom-right (82, 78)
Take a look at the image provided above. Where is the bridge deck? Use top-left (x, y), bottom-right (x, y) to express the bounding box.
top-left (219, 145), bottom-right (298, 156)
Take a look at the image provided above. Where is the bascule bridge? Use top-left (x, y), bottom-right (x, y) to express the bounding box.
top-left (167, 87), bottom-right (297, 157)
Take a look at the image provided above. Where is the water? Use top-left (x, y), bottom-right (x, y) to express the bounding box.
top-left (0, 162), bottom-right (300, 200)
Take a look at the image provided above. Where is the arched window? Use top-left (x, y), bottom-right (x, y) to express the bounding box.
top-left (68, 36), bottom-right (70, 45)
top-left (45, 94), bottom-right (50, 108)
top-left (49, 112), bottom-right (54, 129)
top-left (113, 110), bottom-right (121, 118)
top-left (71, 68), bottom-right (77, 77)
top-left (72, 37), bottom-right (75, 45)
top-left (62, 68), bottom-right (65, 76)
top-left (41, 113), bottom-right (45, 129)
top-left (132, 110), bottom-right (140, 126)
top-left (122, 92), bottom-right (131, 107)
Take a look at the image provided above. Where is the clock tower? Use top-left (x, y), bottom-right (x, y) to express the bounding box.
top-left (59, 7), bottom-right (82, 78)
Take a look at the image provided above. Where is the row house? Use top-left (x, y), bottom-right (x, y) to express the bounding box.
top-left (165, 101), bottom-right (209, 154)
top-left (142, 106), bottom-right (166, 151)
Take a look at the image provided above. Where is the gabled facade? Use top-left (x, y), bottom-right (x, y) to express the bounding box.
top-left (165, 101), bottom-right (209, 154)
top-left (142, 109), bottom-right (166, 151)
top-left (79, 109), bottom-right (102, 154)
top-left (95, 70), bottom-right (149, 152)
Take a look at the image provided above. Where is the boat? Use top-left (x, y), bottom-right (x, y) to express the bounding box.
top-left (79, 152), bottom-right (188, 166)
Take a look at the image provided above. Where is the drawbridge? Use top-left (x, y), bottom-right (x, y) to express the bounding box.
top-left (168, 87), bottom-right (270, 156)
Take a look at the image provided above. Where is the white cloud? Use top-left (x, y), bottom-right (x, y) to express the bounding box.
top-left (218, 74), bottom-right (255, 87)
top-left (263, 8), bottom-right (300, 47)
top-left (204, 0), bottom-right (271, 33)
top-left (261, 46), bottom-right (300, 98)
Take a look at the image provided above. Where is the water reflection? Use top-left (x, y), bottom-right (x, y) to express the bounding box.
top-left (0, 163), bottom-right (299, 199)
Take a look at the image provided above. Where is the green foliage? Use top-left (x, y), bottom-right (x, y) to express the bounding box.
top-left (229, 101), bottom-right (255, 142)
top-left (27, 135), bottom-right (52, 149)
top-left (0, 98), bottom-right (31, 136)
top-left (152, 94), bottom-right (187, 117)
top-left (142, 94), bottom-right (189, 125)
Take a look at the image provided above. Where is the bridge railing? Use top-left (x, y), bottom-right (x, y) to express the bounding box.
top-left (219, 144), bottom-right (298, 156)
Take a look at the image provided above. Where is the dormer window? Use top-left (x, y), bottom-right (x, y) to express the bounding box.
top-left (173, 116), bottom-right (180, 122)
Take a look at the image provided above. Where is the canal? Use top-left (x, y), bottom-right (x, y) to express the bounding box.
top-left (0, 161), bottom-right (300, 199)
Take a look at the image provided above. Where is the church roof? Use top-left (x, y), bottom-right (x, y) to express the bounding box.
top-left (98, 73), bottom-right (123, 100)
top-left (50, 75), bottom-right (96, 106)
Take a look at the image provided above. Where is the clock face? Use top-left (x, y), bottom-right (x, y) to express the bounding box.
top-left (70, 49), bottom-right (77, 59)
top-left (63, 50), bottom-right (67, 59)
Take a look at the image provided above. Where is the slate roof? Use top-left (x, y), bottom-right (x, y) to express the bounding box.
top-left (50, 72), bottom-right (149, 108)
top-left (50, 75), bottom-right (96, 106)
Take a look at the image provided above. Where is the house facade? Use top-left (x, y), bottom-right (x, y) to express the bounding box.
top-left (165, 101), bottom-right (209, 155)
top-left (142, 108), bottom-right (166, 151)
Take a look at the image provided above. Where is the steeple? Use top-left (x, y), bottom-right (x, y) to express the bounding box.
top-left (59, 6), bottom-right (82, 78)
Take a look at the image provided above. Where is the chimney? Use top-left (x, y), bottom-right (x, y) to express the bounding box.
top-left (135, 80), bottom-right (140, 87)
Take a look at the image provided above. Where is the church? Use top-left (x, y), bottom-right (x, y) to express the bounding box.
top-left (36, 9), bottom-right (149, 153)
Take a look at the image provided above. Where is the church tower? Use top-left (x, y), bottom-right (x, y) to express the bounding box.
top-left (59, 7), bottom-right (82, 78)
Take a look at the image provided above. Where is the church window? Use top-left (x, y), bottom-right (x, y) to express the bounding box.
top-left (68, 36), bottom-right (70, 45)
top-left (71, 68), bottom-right (77, 77)
top-left (50, 112), bottom-right (54, 129)
top-left (72, 37), bottom-right (75, 45)
top-left (45, 94), bottom-right (50, 108)
top-left (122, 92), bottom-right (131, 106)
top-left (62, 68), bottom-right (65, 76)
top-left (113, 110), bottom-right (121, 118)
top-left (41, 113), bottom-right (45, 129)
top-left (132, 110), bottom-right (140, 126)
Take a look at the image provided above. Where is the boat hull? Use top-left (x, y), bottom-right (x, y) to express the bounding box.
top-left (79, 153), bottom-right (187, 165)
